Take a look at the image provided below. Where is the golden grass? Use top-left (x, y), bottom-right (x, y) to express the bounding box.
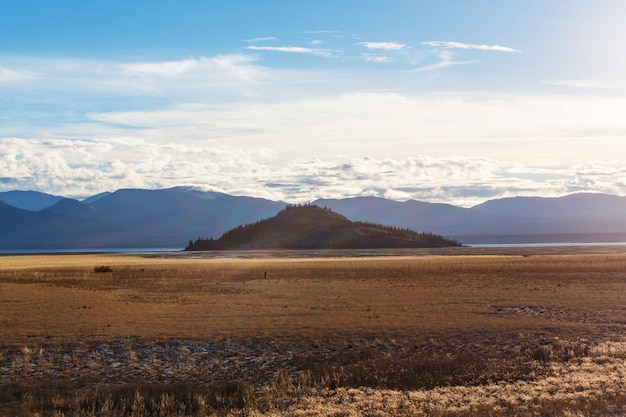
top-left (1, 251), bottom-right (625, 415)
top-left (1, 253), bottom-right (625, 345)
top-left (278, 345), bottom-right (626, 416)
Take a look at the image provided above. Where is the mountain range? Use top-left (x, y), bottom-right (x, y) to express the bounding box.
top-left (1, 186), bottom-right (626, 249)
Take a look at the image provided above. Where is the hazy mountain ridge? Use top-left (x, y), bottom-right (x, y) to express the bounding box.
top-left (0, 190), bottom-right (64, 211)
top-left (471, 193), bottom-right (626, 218)
top-left (316, 193), bottom-right (626, 239)
top-left (1, 188), bottom-right (626, 249)
top-left (0, 187), bottom-right (284, 249)
top-left (44, 198), bottom-right (101, 218)
top-left (0, 200), bottom-right (133, 249)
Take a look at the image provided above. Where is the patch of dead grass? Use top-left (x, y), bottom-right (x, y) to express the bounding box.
top-left (1, 253), bottom-right (625, 345)
top-left (1, 252), bottom-right (625, 415)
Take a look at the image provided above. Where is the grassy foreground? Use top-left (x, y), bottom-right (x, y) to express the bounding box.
top-left (0, 251), bottom-right (625, 416)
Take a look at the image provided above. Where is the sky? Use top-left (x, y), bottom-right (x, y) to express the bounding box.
top-left (1, 1), bottom-right (626, 206)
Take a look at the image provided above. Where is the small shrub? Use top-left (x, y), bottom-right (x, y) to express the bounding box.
top-left (532, 345), bottom-right (553, 362)
top-left (299, 350), bottom-right (538, 391)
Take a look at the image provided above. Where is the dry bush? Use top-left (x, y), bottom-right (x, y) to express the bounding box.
top-left (3, 338), bottom-right (626, 416)
top-left (5, 381), bottom-right (255, 417)
top-left (295, 347), bottom-right (540, 391)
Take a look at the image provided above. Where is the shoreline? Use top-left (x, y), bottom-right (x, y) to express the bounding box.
top-left (2, 243), bottom-right (626, 258)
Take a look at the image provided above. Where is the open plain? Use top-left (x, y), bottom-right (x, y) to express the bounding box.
top-left (1, 248), bottom-right (625, 416)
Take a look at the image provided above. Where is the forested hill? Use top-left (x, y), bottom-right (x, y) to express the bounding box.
top-left (185, 204), bottom-right (462, 250)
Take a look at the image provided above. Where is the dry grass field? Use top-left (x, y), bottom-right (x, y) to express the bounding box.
top-left (1, 250), bottom-right (625, 416)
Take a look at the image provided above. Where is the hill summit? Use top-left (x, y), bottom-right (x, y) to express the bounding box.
top-left (185, 204), bottom-right (462, 250)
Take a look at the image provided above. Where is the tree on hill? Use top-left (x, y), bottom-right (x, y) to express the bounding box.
top-left (185, 204), bottom-right (462, 251)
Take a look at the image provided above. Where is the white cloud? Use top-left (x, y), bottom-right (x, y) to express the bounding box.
top-left (0, 55), bottom-right (265, 100)
top-left (0, 67), bottom-right (35, 83)
top-left (0, 137), bottom-right (278, 199)
top-left (303, 30), bottom-right (341, 34)
top-left (243, 36), bottom-right (277, 42)
top-left (76, 91), bottom-right (626, 170)
top-left (544, 80), bottom-right (613, 89)
top-left (356, 42), bottom-right (406, 51)
top-left (244, 45), bottom-right (336, 57)
top-left (119, 55), bottom-right (257, 78)
top-left (422, 41), bottom-right (521, 53)
top-left (361, 55), bottom-right (394, 63)
top-left (410, 51), bottom-right (477, 71)
top-left (120, 59), bottom-right (203, 78)
top-left (3, 51), bottom-right (626, 205)
top-left (2, 136), bottom-right (624, 206)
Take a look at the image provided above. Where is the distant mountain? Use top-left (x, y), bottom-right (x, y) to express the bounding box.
top-left (37, 187), bottom-right (284, 248)
top-left (472, 193), bottom-right (626, 219)
top-left (468, 193), bottom-right (626, 236)
top-left (316, 193), bottom-right (626, 241)
top-left (87, 187), bottom-right (281, 229)
top-left (81, 191), bottom-right (111, 204)
top-left (0, 190), bottom-right (63, 211)
top-left (0, 201), bottom-right (132, 249)
top-left (186, 204), bottom-right (461, 250)
top-left (314, 196), bottom-right (520, 236)
top-left (314, 196), bottom-right (467, 229)
top-left (44, 198), bottom-right (101, 218)
top-left (2, 188), bottom-right (626, 249)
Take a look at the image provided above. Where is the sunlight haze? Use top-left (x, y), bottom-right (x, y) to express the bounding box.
top-left (1, 0), bottom-right (625, 206)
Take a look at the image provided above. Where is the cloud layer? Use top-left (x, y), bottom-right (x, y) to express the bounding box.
top-left (80, 91), bottom-right (626, 165)
top-left (421, 41), bottom-right (521, 53)
top-left (356, 42), bottom-right (406, 51)
top-left (2, 27), bottom-right (624, 206)
top-left (2, 136), bottom-right (626, 207)
top-left (244, 45), bottom-right (336, 57)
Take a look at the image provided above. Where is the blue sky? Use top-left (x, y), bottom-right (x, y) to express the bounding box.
top-left (1, 1), bottom-right (626, 206)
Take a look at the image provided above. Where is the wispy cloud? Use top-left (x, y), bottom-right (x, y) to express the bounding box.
top-left (80, 91), bottom-right (626, 170)
top-left (244, 45), bottom-right (336, 57)
top-left (422, 41), bottom-right (521, 53)
top-left (544, 79), bottom-right (609, 88)
top-left (356, 41), bottom-right (406, 51)
top-left (120, 57), bottom-right (226, 78)
top-left (410, 51), bottom-right (477, 71)
top-left (0, 67), bottom-right (36, 83)
top-left (120, 55), bottom-right (259, 76)
top-left (0, 55), bottom-right (264, 97)
top-left (242, 36), bottom-right (277, 42)
top-left (4, 51), bottom-right (626, 205)
top-left (361, 55), bottom-right (394, 63)
top-left (303, 30), bottom-right (341, 34)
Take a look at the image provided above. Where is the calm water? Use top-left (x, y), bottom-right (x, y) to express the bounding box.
top-left (2, 242), bottom-right (626, 258)
top-left (471, 242), bottom-right (626, 248)
top-left (0, 247), bottom-right (183, 255)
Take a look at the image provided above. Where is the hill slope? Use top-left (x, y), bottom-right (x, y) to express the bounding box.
top-left (471, 193), bottom-right (626, 220)
top-left (185, 204), bottom-right (462, 250)
top-left (314, 196), bottom-right (507, 236)
top-left (42, 187), bottom-right (285, 247)
top-left (317, 193), bottom-right (626, 241)
top-left (0, 190), bottom-right (63, 211)
top-left (44, 198), bottom-right (101, 218)
top-left (0, 201), bottom-right (133, 249)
